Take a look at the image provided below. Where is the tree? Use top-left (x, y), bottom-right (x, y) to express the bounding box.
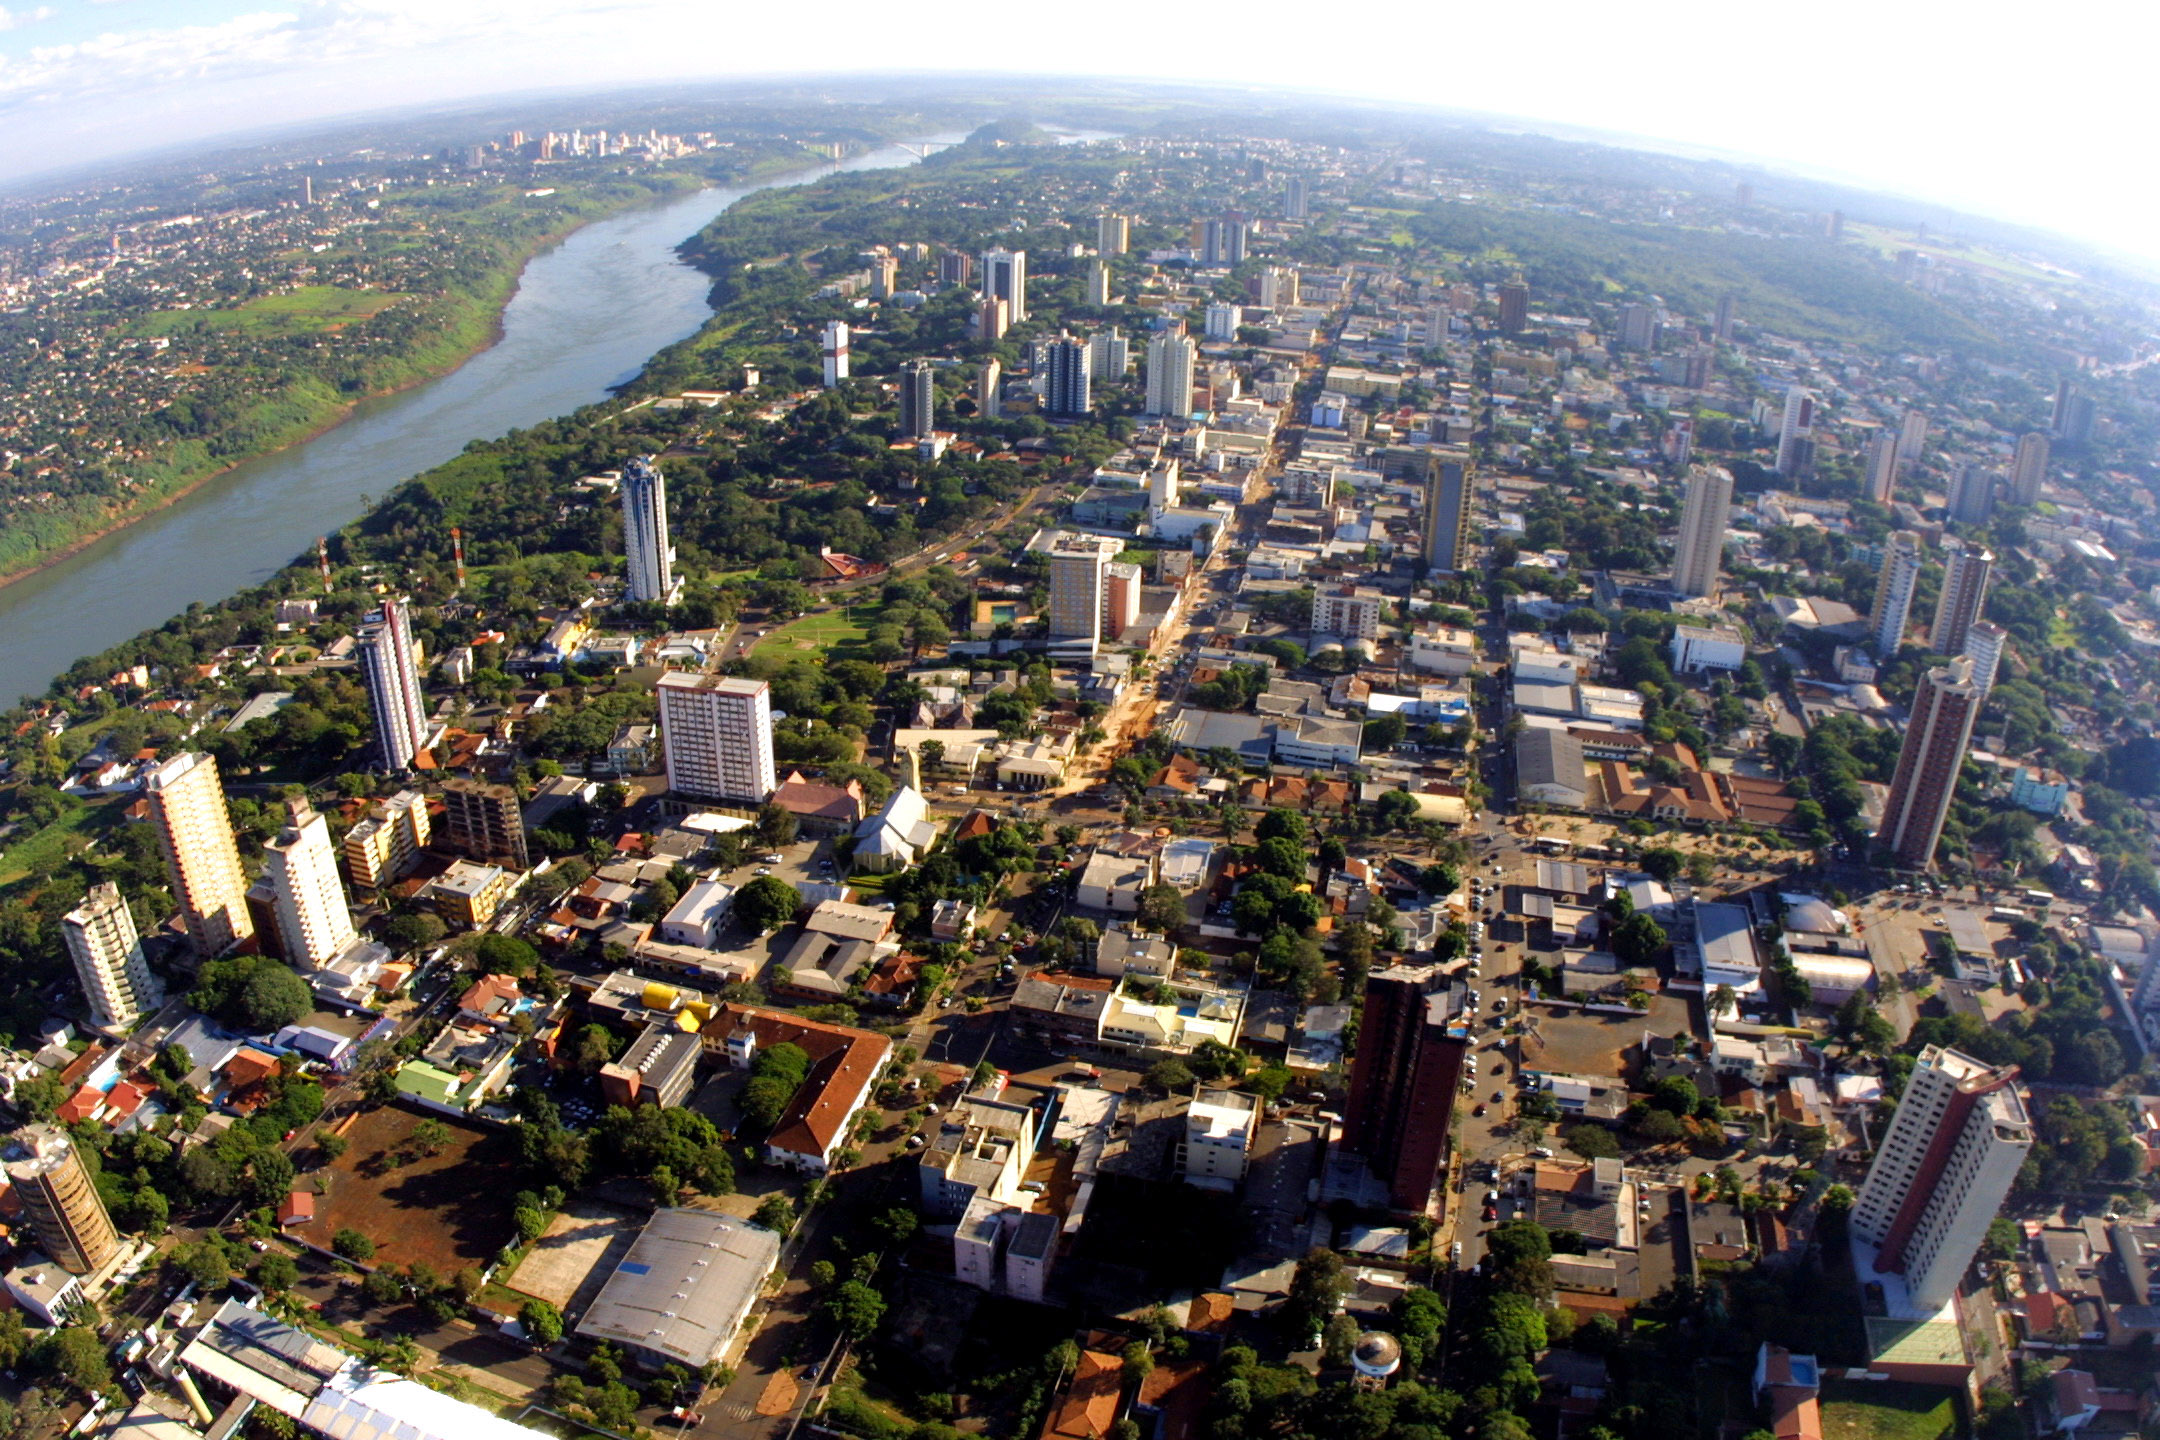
top-left (1637, 844), bottom-right (1684, 881)
top-left (191, 955), bottom-right (312, 1031)
top-left (735, 875), bottom-right (803, 932)
top-left (1285, 1246), bottom-right (1349, 1338)
top-left (753, 1194), bottom-right (796, 1235)
top-left (1563, 1124), bottom-right (1621, 1160)
top-left (1145, 1059), bottom-right (1195, 1093)
top-left (520, 1299), bottom-right (565, 1346)
top-left (410, 1119), bottom-right (452, 1156)
top-left (754, 803), bottom-right (799, 849)
top-left (1483, 1221), bottom-right (1554, 1299)
top-left (1611, 911), bottom-right (1666, 967)
top-left (332, 1228), bottom-right (375, 1261)
top-left (825, 1280), bottom-right (886, 1341)
top-left (572, 1024), bottom-right (617, 1074)
top-left (255, 1252), bottom-right (299, 1293)
top-left (1137, 883), bottom-right (1186, 934)
top-left (43, 1326), bottom-right (112, 1397)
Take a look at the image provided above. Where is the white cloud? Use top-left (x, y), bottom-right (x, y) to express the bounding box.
top-left (0, 6), bottom-right (57, 29)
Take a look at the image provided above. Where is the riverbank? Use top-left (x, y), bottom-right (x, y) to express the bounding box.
top-left (0, 136), bottom-right (953, 705)
top-left (0, 150), bottom-right (840, 594)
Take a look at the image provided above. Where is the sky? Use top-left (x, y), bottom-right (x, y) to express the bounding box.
top-left (4, 0), bottom-right (2157, 266)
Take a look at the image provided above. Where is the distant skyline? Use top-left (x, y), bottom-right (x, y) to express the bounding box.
top-left (3, 1), bottom-right (2154, 269)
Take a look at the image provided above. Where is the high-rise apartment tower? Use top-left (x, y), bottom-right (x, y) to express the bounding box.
top-left (1851, 1046), bottom-right (2031, 1312)
top-left (1929, 542), bottom-right (1993, 655)
top-left (6, 1127), bottom-right (119, 1275)
top-left (145, 751), bottom-right (253, 958)
top-left (61, 883), bottom-right (160, 1031)
top-left (1669, 466), bottom-right (1735, 598)
top-left (1876, 657), bottom-right (1982, 869)
top-left (620, 454), bottom-right (676, 605)
top-left (657, 673), bottom-right (777, 805)
top-left (358, 597), bottom-right (427, 771)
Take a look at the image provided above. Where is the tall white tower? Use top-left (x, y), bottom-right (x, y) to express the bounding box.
top-left (1865, 429), bottom-right (1898, 504)
top-left (1669, 466), bottom-right (1734, 598)
top-left (265, 798), bottom-right (356, 969)
top-left (979, 249), bottom-right (1027, 323)
top-left (822, 321), bottom-right (850, 388)
top-left (978, 359), bottom-right (1003, 420)
top-left (621, 454), bottom-right (676, 605)
top-left (1774, 386), bottom-right (1816, 477)
top-left (358, 597), bottom-right (427, 772)
top-left (2009, 431), bottom-right (2049, 505)
top-left (1047, 536), bottom-right (1116, 654)
top-left (61, 883), bottom-right (161, 1030)
top-left (1869, 531), bottom-right (1924, 657)
top-left (1962, 621), bottom-right (2009, 697)
top-left (657, 673), bottom-right (777, 804)
top-left (1144, 329), bottom-right (1196, 417)
top-left (1897, 409), bottom-right (1929, 474)
top-left (1852, 1045), bottom-right (2030, 1312)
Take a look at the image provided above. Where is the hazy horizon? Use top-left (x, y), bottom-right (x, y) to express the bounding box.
top-left (1, 0), bottom-right (2152, 274)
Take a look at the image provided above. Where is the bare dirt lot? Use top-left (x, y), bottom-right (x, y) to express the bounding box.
top-left (505, 1199), bottom-right (642, 1311)
top-left (312, 1106), bottom-right (513, 1275)
top-left (1521, 992), bottom-right (1694, 1079)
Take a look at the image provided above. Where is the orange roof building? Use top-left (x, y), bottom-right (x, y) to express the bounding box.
top-left (1040, 1348), bottom-right (1125, 1440)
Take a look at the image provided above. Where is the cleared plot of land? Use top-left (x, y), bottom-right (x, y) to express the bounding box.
top-left (748, 603), bottom-right (881, 661)
top-left (137, 286), bottom-right (409, 337)
top-left (1521, 992), bottom-right (1692, 1078)
top-left (1819, 1381), bottom-right (1958, 1440)
top-left (505, 1199), bottom-right (643, 1311)
top-left (312, 1105), bottom-right (512, 1275)
top-left (0, 800), bottom-right (123, 891)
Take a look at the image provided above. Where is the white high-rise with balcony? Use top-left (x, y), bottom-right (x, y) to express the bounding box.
top-left (621, 454), bottom-right (676, 604)
top-left (1144, 330), bottom-right (1196, 417)
top-left (658, 673), bottom-right (777, 804)
top-left (1962, 621), bottom-right (2009, 697)
top-left (358, 597), bottom-right (427, 771)
top-left (61, 883), bottom-right (160, 1030)
top-left (1869, 531), bottom-right (1924, 657)
top-left (1852, 1045), bottom-right (2031, 1313)
top-left (265, 798), bottom-right (357, 969)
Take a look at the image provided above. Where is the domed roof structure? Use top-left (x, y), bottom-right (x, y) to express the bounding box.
top-left (1351, 1331), bottom-right (1402, 1379)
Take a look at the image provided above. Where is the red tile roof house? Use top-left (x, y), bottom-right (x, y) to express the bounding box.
top-left (711, 1005), bottom-right (892, 1175)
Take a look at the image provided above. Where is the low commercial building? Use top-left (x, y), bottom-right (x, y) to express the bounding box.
top-left (575, 1208), bottom-right (781, 1367)
top-left (1183, 1088), bottom-right (1259, 1189)
top-left (1409, 625), bottom-right (1478, 676)
top-left (954, 1195), bottom-right (1059, 1304)
top-left (598, 1021), bottom-right (702, 1108)
top-left (427, 860), bottom-right (514, 930)
top-left (708, 1005), bottom-right (891, 1173)
top-left (1516, 727), bottom-right (1591, 808)
top-left (1077, 850), bottom-right (1156, 913)
top-left (919, 1093), bottom-right (1036, 1218)
top-left (657, 878), bottom-right (735, 948)
top-left (1670, 624), bottom-right (1747, 674)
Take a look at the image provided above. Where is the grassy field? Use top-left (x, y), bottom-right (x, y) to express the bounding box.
top-left (750, 604), bottom-right (880, 661)
top-left (136, 285), bottom-right (409, 337)
top-left (1819, 1380), bottom-right (1959, 1440)
top-left (0, 801), bottom-right (122, 891)
top-left (1843, 223), bottom-right (2073, 287)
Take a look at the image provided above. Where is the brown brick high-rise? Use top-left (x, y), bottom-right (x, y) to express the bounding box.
top-left (1876, 657), bottom-right (1981, 870)
top-left (1341, 965), bottom-right (1469, 1212)
top-left (7, 1126), bottom-right (118, 1274)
